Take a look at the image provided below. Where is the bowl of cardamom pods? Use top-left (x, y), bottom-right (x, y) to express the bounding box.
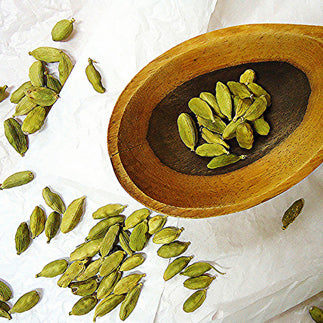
top-left (108, 24), bottom-right (323, 218)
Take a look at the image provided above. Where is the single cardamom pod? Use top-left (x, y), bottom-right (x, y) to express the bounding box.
top-left (85, 58), bottom-right (105, 93)
top-left (58, 51), bottom-right (73, 85)
top-left (70, 239), bottom-right (102, 262)
top-left (99, 250), bottom-right (126, 277)
top-left (199, 92), bottom-right (225, 119)
top-left (9, 291), bottom-right (39, 314)
top-left (97, 270), bottom-right (122, 299)
top-left (100, 224), bottom-right (120, 257)
top-left (10, 81), bottom-right (32, 103)
top-left (42, 186), bottom-right (66, 214)
top-left (181, 262), bottom-right (225, 277)
top-left (197, 116), bottom-right (226, 134)
top-left (13, 95), bottom-right (37, 117)
top-left (45, 211), bottom-right (61, 243)
top-left (243, 95), bottom-right (267, 121)
top-left (232, 95), bottom-right (240, 114)
top-left (21, 106), bottom-right (47, 134)
top-left (113, 273), bottom-right (146, 295)
top-left (120, 253), bottom-right (145, 271)
top-left (69, 295), bottom-right (98, 316)
top-left (119, 283), bottom-right (143, 321)
top-left (183, 275), bottom-right (216, 289)
top-left (201, 128), bottom-right (229, 149)
top-left (247, 82), bottom-right (271, 106)
top-left (216, 81), bottom-right (232, 121)
top-left (60, 196), bottom-right (86, 233)
top-left (183, 289), bottom-right (207, 313)
top-left (0, 282), bottom-right (12, 302)
top-left (252, 116), bottom-right (270, 136)
top-left (76, 258), bottom-right (104, 281)
top-left (36, 259), bottom-right (68, 278)
top-left (282, 198), bottom-right (304, 230)
top-left (69, 277), bottom-right (98, 297)
top-left (25, 87), bottom-right (58, 106)
top-left (233, 98), bottom-right (253, 122)
top-left (57, 260), bottom-right (87, 288)
top-left (157, 241), bottom-right (191, 258)
top-left (222, 119), bottom-right (240, 140)
top-left (30, 206), bottom-right (46, 239)
top-left (239, 69), bottom-right (256, 84)
top-left (188, 97), bottom-right (215, 122)
top-left (51, 18), bottom-right (75, 41)
top-left (152, 227), bottom-right (184, 244)
top-left (93, 294), bottom-right (125, 322)
top-left (29, 47), bottom-right (62, 62)
top-left (195, 143), bottom-right (229, 157)
top-left (87, 215), bottom-right (125, 241)
top-left (15, 222), bottom-right (31, 255)
top-left (236, 122), bottom-right (254, 150)
top-left (177, 113), bottom-right (198, 151)
top-left (118, 230), bottom-right (133, 256)
top-left (0, 171), bottom-right (34, 190)
top-left (163, 256), bottom-right (193, 281)
top-left (148, 215), bottom-right (167, 235)
top-left (92, 203), bottom-right (127, 219)
top-left (4, 118), bottom-right (28, 156)
top-left (227, 81), bottom-right (252, 99)
top-left (309, 306), bottom-right (323, 323)
top-left (207, 154), bottom-right (246, 169)
top-left (124, 208), bottom-right (151, 230)
top-left (29, 61), bottom-right (45, 87)
top-left (0, 85), bottom-right (8, 103)
top-left (45, 73), bottom-right (62, 93)
top-left (0, 300), bottom-right (11, 320)
top-left (129, 220), bottom-right (149, 251)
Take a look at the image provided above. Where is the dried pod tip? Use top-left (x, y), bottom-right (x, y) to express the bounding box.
top-left (69, 311), bottom-right (72, 315)
top-left (70, 18), bottom-right (75, 23)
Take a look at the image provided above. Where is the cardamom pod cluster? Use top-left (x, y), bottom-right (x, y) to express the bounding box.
top-left (177, 69), bottom-right (272, 169)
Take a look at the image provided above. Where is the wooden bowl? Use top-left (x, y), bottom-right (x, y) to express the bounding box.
top-left (108, 24), bottom-right (323, 218)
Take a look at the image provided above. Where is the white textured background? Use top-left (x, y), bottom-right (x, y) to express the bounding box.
top-left (0, 0), bottom-right (322, 322)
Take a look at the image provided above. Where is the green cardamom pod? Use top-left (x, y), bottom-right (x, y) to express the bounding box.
top-left (25, 87), bottom-right (58, 106)
top-left (57, 260), bottom-right (87, 288)
top-left (60, 196), bottom-right (86, 233)
top-left (0, 86), bottom-right (8, 103)
top-left (36, 259), bottom-right (68, 278)
top-left (93, 294), bottom-right (125, 322)
top-left (124, 208), bottom-right (151, 230)
top-left (239, 69), bottom-right (256, 85)
top-left (197, 116), bottom-right (226, 134)
top-left (247, 82), bottom-right (271, 106)
top-left (58, 51), bottom-right (73, 85)
top-left (148, 215), bottom-right (167, 235)
top-left (113, 273), bottom-right (146, 295)
top-left (93, 203), bottom-right (127, 219)
top-left (69, 295), bottom-right (98, 316)
top-left (76, 258), bottom-right (104, 281)
top-left (222, 119), bottom-right (240, 140)
top-left (29, 61), bottom-right (45, 87)
top-left (181, 262), bottom-right (225, 277)
top-left (282, 198), bottom-right (304, 230)
top-left (216, 81), bottom-right (232, 121)
top-left (4, 118), bottom-right (28, 156)
top-left (120, 253), bottom-right (145, 271)
top-left (21, 106), bottom-right (47, 134)
top-left (309, 306), bottom-right (323, 323)
top-left (0, 171), bottom-right (34, 190)
top-left (188, 97), bottom-right (215, 122)
top-left (207, 154), bottom-right (246, 169)
top-left (99, 250), bottom-right (126, 277)
top-left (183, 289), bottom-right (206, 313)
top-left (118, 230), bottom-right (133, 256)
top-left (119, 283), bottom-right (143, 321)
top-left (183, 275), bottom-right (216, 289)
top-left (10, 81), bottom-right (32, 103)
top-left (233, 97), bottom-right (253, 122)
top-left (243, 95), bottom-right (267, 121)
top-left (9, 291), bottom-right (39, 314)
top-left (45, 211), bottom-right (61, 243)
top-left (252, 116), bottom-right (270, 136)
top-left (201, 128), bottom-right (229, 149)
top-left (195, 143), bottom-right (229, 157)
top-left (97, 270), bottom-right (122, 299)
top-left (45, 73), bottom-right (62, 93)
top-left (85, 58), bottom-right (105, 93)
top-left (157, 241), bottom-right (191, 258)
top-left (29, 47), bottom-right (62, 62)
top-left (42, 186), bottom-right (66, 214)
top-left (129, 220), bottom-right (149, 251)
top-left (152, 227), bottom-right (184, 244)
top-left (70, 277), bottom-right (98, 297)
top-left (177, 113), bottom-right (198, 151)
top-left (15, 222), bottom-right (31, 255)
top-left (51, 18), bottom-right (75, 41)
top-left (236, 122), bottom-right (254, 150)
top-left (30, 206), bottom-right (46, 239)
top-left (199, 92), bottom-right (225, 118)
top-left (227, 81), bottom-right (252, 99)
top-left (13, 95), bottom-right (37, 117)
top-left (100, 224), bottom-right (120, 257)
top-left (0, 282), bottom-right (12, 302)
top-left (0, 300), bottom-right (11, 320)
top-left (70, 239), bottom-right (102, 262)
top-left (163, 256), bottom-right (193, 281)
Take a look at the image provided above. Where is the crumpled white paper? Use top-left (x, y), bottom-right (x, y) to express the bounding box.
top-left (0, 0), bottom-right (322, 322)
